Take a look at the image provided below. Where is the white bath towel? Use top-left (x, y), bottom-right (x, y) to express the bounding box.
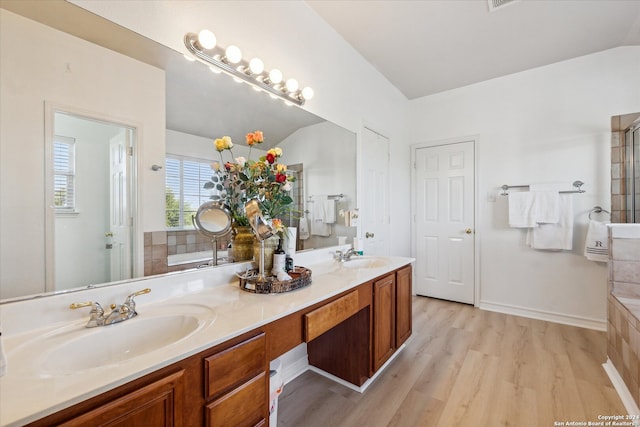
top-left (508, 190), bottom-right (560, 228)
top-left (310, 195), bottom-right (331, 236)
top-left (526, 193), bottom-right (573, 250)
top-left (584, 219), bottom-right (609, 262)
top-left (298, 216), bottom-right (310, 240)
top-left (324, 199), bottom-right (336, 224)
top-left (508, 192), bottom-right (536, 228)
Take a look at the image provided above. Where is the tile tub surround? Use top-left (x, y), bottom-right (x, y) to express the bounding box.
top-left (607, 223), bottom-right (640, 409)
top-left (0, 245), bottom-right (408, 426)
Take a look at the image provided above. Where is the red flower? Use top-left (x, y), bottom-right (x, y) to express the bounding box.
top-left (266, 153), bottom-right (276, 164)
top-left (275, 173), bottom-right (286, 183)
top-left (224, 162), bottom-right (233, 171)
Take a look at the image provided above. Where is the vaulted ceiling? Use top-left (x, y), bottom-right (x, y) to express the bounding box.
top-left (306, 0), bottom-right (640, 99)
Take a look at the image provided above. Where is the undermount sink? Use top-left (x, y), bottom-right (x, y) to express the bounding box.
top-left (341, 256), bottom-right (388, 269)
top-left (11, 308), bottom-right (215, 376)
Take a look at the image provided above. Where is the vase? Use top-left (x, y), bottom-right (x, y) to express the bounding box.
top-left (231, 226), bottom-right (255, 262)
top-left (253, 235), bottom-right (279, 274)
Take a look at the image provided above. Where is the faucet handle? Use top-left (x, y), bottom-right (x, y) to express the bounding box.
top-left (70, 301), bottom-right (103, 314)
top-left (123, 288), bottom-right (151, 311)
top-left (126, 288), bottom-right (151, 301)
top-left (69, 301), bottom-right (105, 327)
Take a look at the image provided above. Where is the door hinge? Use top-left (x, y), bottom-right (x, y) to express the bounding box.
top-left (129, 217), bottom-right (134, 226)
top-left (129, 147), bottom-right (133, 156)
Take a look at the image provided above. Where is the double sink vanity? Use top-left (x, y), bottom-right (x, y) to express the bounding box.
top-left (0, 247), bottom-right (413, 426)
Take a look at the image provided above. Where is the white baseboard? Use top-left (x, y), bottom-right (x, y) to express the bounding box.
top-left (603, 359), bottom-right (640, 418)
top-left (479, 300), bottom-right (606, 331)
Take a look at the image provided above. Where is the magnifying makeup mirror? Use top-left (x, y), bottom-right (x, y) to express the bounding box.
top-left (192, 201), bottom-right (232, 266)
top-left (245, 199), bottom-right (273, 280)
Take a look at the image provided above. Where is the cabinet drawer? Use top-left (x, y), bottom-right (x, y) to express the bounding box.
top-left (204, 333), bottom-right (266, 400)
top-left (205, 373), bottom-right (267, 427)
top-left (305, 290), bottom-right (359, 341)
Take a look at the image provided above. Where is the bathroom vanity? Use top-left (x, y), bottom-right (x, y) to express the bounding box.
top-left (0, 251), bottom-right (413, 426)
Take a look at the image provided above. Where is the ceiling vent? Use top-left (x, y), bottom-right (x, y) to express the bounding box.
top-left (487, 0), bottom-right (519, 12)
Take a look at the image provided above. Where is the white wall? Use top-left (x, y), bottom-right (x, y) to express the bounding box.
top-left (0, 10), bottom-right (165, 299)
top-left (409, 47), bottom-right (640, 327)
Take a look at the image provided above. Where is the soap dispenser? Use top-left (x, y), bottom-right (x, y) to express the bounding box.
top-left (272, 239), bottom-right (286, 276)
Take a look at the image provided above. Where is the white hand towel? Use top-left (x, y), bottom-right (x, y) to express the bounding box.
top-left (527, 193), bottom-right (573, 250)
top-left (310, 218), bottom-right (331, 236)
top-left (298, 216), bottom-right (310, 240)
top-left (508, 192), bottom-right (537, 228)
top-left (312, 195), bottom-right (327, 221)
top-left (324, 199), bottom-right (336, 224)
top-left (531, 191), bottom-right (561, 224)
top-left (584, 219), bottom-right (609, 262)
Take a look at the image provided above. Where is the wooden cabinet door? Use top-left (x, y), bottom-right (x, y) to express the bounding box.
top-left (373, 273), bottom-right (396, 372)
top-left (59, 370), bottom-right (185, 427)
top-left (395, 265), bottom-right (412, 347)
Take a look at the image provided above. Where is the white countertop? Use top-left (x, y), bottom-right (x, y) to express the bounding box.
top-left (0, 248), bottom-right (413, 426)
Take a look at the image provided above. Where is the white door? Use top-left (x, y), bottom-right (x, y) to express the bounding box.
top-left (414, 141), bottom-right (475, 304)
top-left (361, 127), bottom-right (390, 256)
top-left (109, 130), bottom-right (132, 282)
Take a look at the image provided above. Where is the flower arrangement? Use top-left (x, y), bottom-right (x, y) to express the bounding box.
top-left (204, 131), bottom-right (295, 230)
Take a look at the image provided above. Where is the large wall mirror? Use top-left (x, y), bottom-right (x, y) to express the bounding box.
top-left (0, 0), bottom-right (356, 301)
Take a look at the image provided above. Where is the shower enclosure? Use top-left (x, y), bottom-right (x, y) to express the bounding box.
top-left (624, 119), bottom-right (640, 223)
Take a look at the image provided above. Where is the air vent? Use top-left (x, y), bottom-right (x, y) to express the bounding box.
top-left (488, 0), bottom-right (519, 12)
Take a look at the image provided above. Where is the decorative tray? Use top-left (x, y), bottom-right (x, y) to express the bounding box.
top-left (237, 266), bottom-right (312, 294)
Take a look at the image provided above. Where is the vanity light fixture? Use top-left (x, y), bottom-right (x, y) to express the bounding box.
top-left (184, 30), bottom-right (313, 106)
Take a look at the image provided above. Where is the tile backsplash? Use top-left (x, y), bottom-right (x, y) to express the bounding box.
top-left (144, 230), bottom-right (232, 275)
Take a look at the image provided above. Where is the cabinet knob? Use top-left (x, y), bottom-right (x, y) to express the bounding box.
top-left (465, 228), bottom-right (473, 234)
top-left (365, 232), bottom-right (375, 238)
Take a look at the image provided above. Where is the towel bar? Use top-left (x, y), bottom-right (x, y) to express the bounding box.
top-left (500, 180), bottom-right (585, 196)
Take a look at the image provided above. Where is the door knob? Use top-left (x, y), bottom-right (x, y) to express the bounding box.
top-left (465, 228), bottom-right (473, 234)
top-left (365, 232), bottom-right (375, 238)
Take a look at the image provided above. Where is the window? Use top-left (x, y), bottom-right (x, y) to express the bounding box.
top-left (165, 155), bottom-right (216, 229)
top-left (53, 136), bottom-right (76, 213)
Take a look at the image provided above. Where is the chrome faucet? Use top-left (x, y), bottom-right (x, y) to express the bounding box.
top-left (70, 288), bottom-right (151, 328)
top-left (335, 248), bottom-right (359, 262)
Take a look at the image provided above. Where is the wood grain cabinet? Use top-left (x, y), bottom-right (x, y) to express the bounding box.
top-left (395, 265), bottom-right (413, 348)
top-left (204, 332), bottom-right (268, 427)
top-left (372, 265), bottom-right (413, 372)
top-left (58, 370), bottom-right (185, 427)
top-left (373, 273), bottom-right (397, 371)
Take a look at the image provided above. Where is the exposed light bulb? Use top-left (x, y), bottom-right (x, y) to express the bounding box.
top-left (225, 45), bottom-right (242, 64)
top-left (285, 78), bottom-right (299, 92)
top-left (197, 29), bottom-right (216, 50)
top-left (268, 69), bottom-right (283, 84)
top-left (249, 58), bottom-right (264, 75)
top-left (301, 87), bottom-right (314, 100)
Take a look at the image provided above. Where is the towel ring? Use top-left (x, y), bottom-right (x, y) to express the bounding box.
top-left (589, 206), bottom-right (610, 220)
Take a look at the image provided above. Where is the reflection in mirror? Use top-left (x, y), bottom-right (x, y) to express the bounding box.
top-left (0, 1), bottom-right (356, 302)
top-left (51, 111), bottom-right (136, 291)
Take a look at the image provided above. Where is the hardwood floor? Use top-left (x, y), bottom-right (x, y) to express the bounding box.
top-left (277, 296), bottom-right (626, 426)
